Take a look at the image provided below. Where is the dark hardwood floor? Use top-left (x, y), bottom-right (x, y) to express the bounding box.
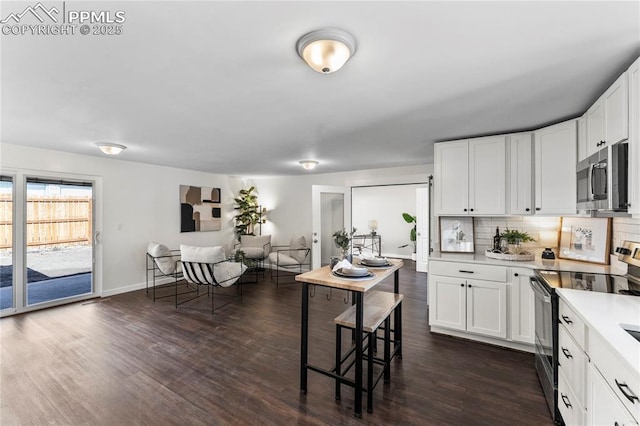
top-left (0, 262), bottom-right (552, 425)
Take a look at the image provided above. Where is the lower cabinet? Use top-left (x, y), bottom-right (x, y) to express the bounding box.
top-left (428, 260), bottom-right (533, 347)
top-left (510, 268), bottom-right (535, 344)
top-left (587, 363), bottom-right (639, 426)
top-left (428, 261), bottom-right (509, 340)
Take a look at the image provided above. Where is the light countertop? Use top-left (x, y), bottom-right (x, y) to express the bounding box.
top-left (429, 251), bottom-right (628, 275)
top-left (557, 289), bottom-right (640, 376)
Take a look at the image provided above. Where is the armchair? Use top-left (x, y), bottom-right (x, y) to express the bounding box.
top-left (233, 234), bottom-right (271, 273)
top-left (146, 242), bottom-right (182, 302)
top-left (178, 244), bottom-right (247, 314)
top-left (267, 235), bottom-right (311, 286)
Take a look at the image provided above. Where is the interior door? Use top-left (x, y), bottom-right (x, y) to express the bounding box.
top-left (311, 185), bottom-right (351, 269)
top-left (415, 187), bottom-right (429, 272)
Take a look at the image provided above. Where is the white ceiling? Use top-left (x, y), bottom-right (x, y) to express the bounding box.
top-left (1, 1), bottom-right (639, 176)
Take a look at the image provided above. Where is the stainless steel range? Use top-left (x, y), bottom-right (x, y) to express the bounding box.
top-left (530, 240), bottom-right (640, 424)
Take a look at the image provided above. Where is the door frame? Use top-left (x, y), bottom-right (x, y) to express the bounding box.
top-left (311, 185), bottom-right (351, 269)
top-left (1, 169), bottom-right (102, 317)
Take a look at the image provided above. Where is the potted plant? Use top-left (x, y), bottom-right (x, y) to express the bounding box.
top-left (333, 227), bottom-right (357, 261)
top-left (233, 186), bottom-right (260, 237)
top-left (402, 213), bottom-right (417, 260)
top-left (500, 228), bottom-right (536, 254)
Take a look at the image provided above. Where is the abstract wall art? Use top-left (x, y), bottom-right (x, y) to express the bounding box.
top-left (180, 185), bottom-right (222, 232)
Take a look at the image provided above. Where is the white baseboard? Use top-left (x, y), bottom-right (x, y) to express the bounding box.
top-left (102, 276), bottom-right (175, 297)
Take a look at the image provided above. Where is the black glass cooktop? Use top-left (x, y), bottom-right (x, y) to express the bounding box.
top-left (536, 270), bottom-right (640, 296)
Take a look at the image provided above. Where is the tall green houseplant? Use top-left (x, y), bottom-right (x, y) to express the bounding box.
top-left (402, 213), bottom-right (417, 253)
top-left (234, 186), bottom-right (260, 237)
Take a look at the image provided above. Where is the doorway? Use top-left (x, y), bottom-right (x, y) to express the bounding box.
top-left (311, 185), bottom-right (351, 268)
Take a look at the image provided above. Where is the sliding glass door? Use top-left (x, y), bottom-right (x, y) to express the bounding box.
top-left (25, 178), bottom-right (94, 306)
top-left (0, 173), bottom-right (97, 316)
top-left (0, 176), bottom-right (14, 311)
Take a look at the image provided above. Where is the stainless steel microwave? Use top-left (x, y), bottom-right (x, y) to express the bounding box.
top-left (576, 142), bottom-right (628, 211)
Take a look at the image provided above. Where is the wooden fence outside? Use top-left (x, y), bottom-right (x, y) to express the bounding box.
top-left (0, 196), bottom-right (92, 249)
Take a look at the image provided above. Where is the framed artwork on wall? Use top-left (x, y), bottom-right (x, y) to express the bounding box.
top-left (558, 217), bottom-right (611, 264)
top-left (439, 217), bottom-right (474, 253)
top-left (180, 185), bottom-right (222, 232)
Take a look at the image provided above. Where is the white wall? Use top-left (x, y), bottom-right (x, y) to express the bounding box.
top-left (1, 143), bottom-right (242, 296)
top-left (254, 165), bottom-right (432, 248)
top-left (352, 184), bottom-right (428, 258)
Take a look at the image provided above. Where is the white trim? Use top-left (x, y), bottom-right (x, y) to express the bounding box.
top-left (102, 276), bottom-right (174, 297)
top-left (429, 326), bottom-right (535, 354)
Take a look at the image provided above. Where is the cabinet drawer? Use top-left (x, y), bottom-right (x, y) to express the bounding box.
top-left (429, 261), bottom-right (507, 282)
top-left (558, 371), bottom-right (585, 426)
top-left (558, 324), bottom-right (587, 407)
top-left (559, 300), bottom-right (586, 349)
top-left (590, 330), bottom-right (640, 420)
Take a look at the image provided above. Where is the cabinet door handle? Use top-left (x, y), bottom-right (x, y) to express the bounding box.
top-left (525, 208), bottom-right (530, 212)
top-left (459, 270), bottom-right (474, 274)
top-left (561, 347), bottom-right (573, 359)
top-left (561, 315), bottom-right (573, 324)
top-left (460, 283), bottom-right (465, 287)
top-left (514, 273), bottom-right (519, 277)
top-left (535, 207), bottom-right (541, 211)
top-left (615, 379), bottom-right (640, 403)
top-left (470, 208), bottom-right (474, 212)
top-left (560, 393), bottom-right (572, 409)
top-left (463, 208), bottom-right (468, 212)
top-left (467, 284), bottom-right (472, 288)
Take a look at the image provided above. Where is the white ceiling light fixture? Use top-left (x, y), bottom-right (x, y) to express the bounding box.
top-left (296, 28), bottom-right (358, 74)
top-left (299, 160), bottom-right (319, 171)
top-left (96, 143), bottom-right (127, 155)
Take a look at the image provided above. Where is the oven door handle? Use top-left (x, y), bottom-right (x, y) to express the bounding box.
top-left (530, 277), bottom-right (551, 303)
top-left (588, 163), bottom-right (595, 201)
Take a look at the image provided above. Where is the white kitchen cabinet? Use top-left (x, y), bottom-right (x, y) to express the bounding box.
top-left (587, 363), bottom-right (638, 426)
top-left (577, 114), bottom-right (588, 162)
top-left (428, 261), bottom-right (508, 340)
top-left (508, 133), bottom-right (534, 215)
top-left (586, 72), bottom-right (629, 157)
top-left (604, 72), bottom-right (629, 146)
top-left (509, 268), bottom-right (535, 345)
top-left (465, 279), bottom-right (507, 339)
top-left (434, 136), bottom-right (506, 216)
top-left (628, 56), bottom-right (640, 217)
top-left (434, 140), bottom-right (468, 215)
top-left (534, 119), bottom-right (577, 215)
top-left (429, 274), bottom-right (466, 331)
top-left (586, 99), bottom-right (606, 157)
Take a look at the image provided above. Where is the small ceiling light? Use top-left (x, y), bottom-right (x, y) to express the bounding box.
top-left (299, 160), bottom-right (319, 171)
top-left (96, 143), bottom-right (126, 155)
top-left (296, 28), bottom-right (357, 74)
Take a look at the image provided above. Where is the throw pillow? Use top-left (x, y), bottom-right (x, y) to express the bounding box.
top-left (180, 245), bottom-right (226, 264)
top-left (147, 242), bottom-right (177, 275)
top-left (289, 235), bottom-right (307, 263)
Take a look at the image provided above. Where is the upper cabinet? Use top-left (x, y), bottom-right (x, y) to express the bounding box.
top-left (534, 120), bottom-right (578, 215)
top-left (508, 133), bottom-right (533, 215)
top-left (577, 113), bottom-right (588, 162)
top-left (586, 73), bottom-right (629, 156)
top-left (434, 136), bottom-right (506, 216)
top-left (628, 57), bottom-right (640, 217)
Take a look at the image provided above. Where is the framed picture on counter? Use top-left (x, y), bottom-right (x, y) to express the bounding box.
top-left (558, 217), bottom-right (611, 264)
top-left (439, 217), bottom-right (475, 253)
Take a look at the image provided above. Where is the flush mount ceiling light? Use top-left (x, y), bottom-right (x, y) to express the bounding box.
top-left (96, 143), bottom-right (126, 155)
top-left (299, 160), bottom-right (319, 171)
top-left (296, 28), bottom-right (357, 74)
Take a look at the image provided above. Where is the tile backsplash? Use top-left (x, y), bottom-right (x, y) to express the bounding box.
top-left (467, 216), bottom-right (640, 254)
top-left (612, 217), bottom-right (640, 249)
top-left (473, 216), bottom-right (561, 253)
